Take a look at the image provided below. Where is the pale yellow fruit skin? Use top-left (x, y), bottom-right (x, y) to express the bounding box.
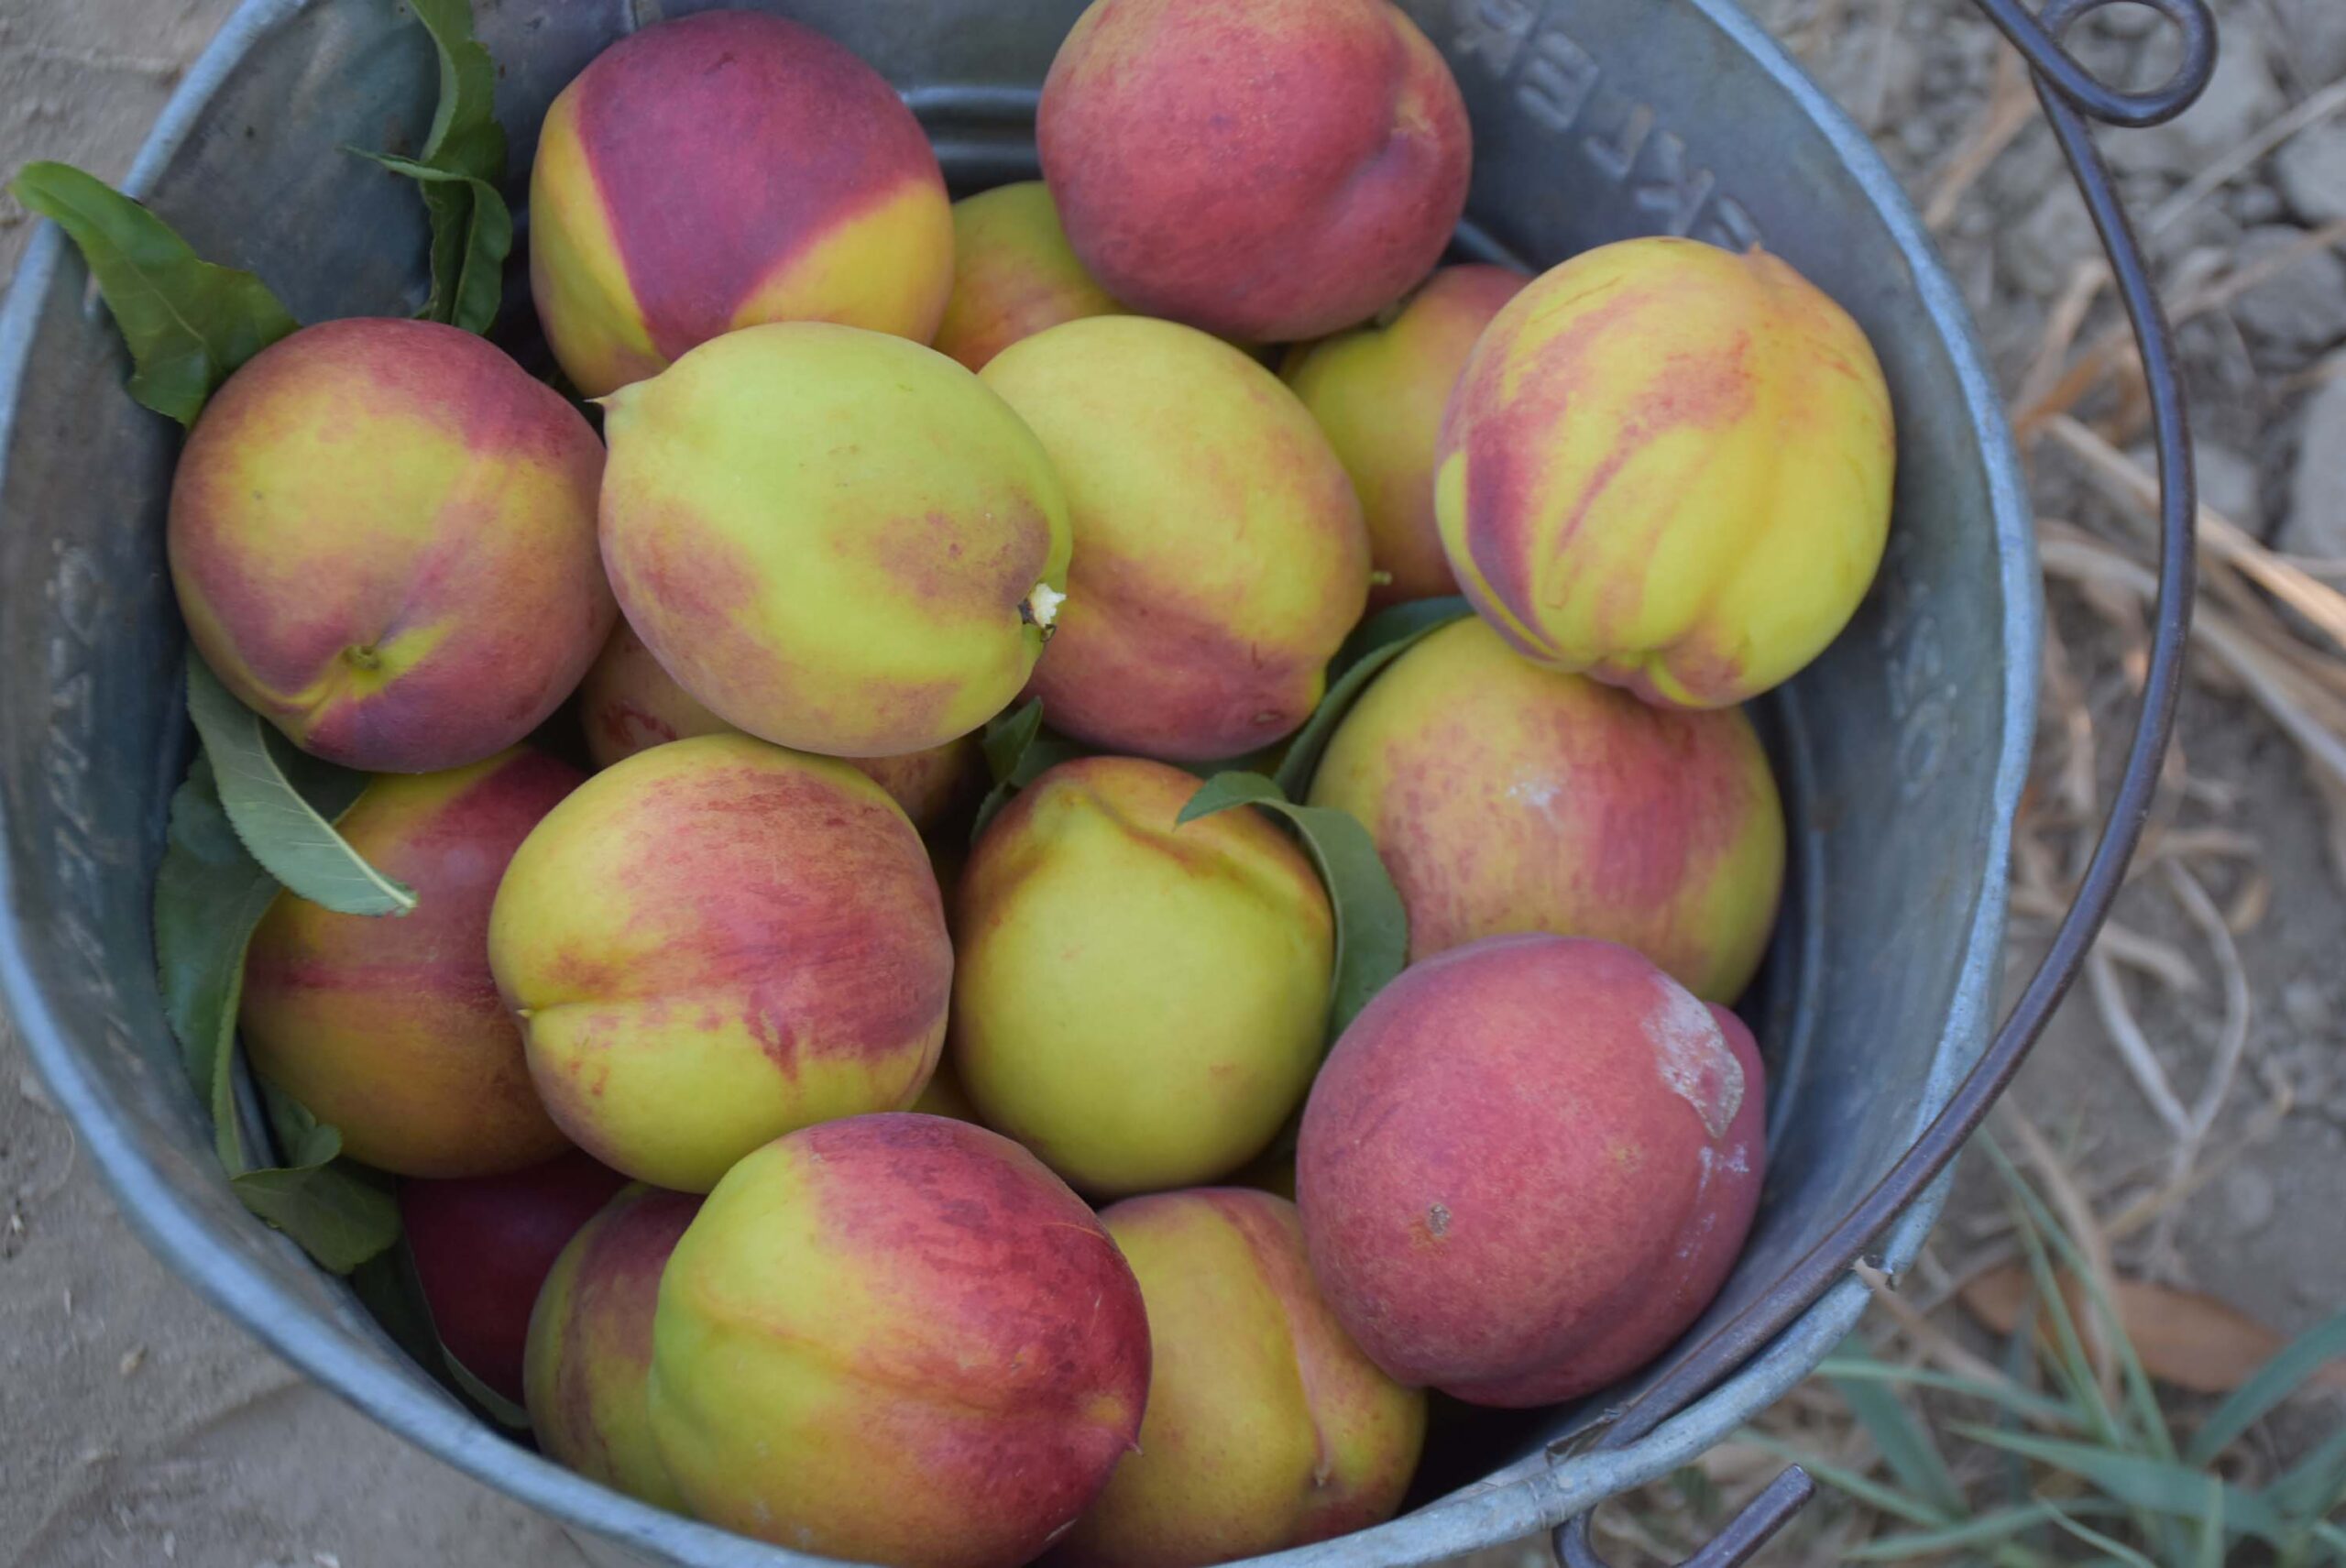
top-left (934, 181), bottom-right (1127, 372)
top-left (951, 757), bottom-right (1334, 1196)
top-left (1437, 236), bottom-right (1895, 708)
top-left (488, 735), bottom-right (953, 1192)
top-left (1051, 1190), bottom-right (1425, 1568)
top-left (599, 323), bottom-right (1073, 758)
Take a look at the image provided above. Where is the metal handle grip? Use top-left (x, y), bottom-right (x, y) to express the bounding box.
top-left (1553, 1), bottom-right (2210, 1562)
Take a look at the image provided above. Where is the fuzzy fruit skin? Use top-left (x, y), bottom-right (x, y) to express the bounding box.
top-left (649, 1114), bottom-right (1151, 1568)
top-left (1437, 237), bottom-right (1895, 709)
top-left (576, 620), bottom-right (980, 831)
top-left (1283, 266), bottom-right (1529, 607)
top-left (934, 182), bottom-right (1126, 373)
top-left (529, 9), bottom-right (953, 397)
top-left (524, 1182), bottom-right (701, 1509)
top-left (1039, 0), bottom-right (1470, 342)
top-left (168, 318), bottom-right (612, 773)
top-left (1297, 935), bottom-right (1767, 1407)
top-left (240, 749), bottom-right (584, 1178)
top-left (981, 318), bottom-right (1369, 762)
top-left (952, 757), bottom-right (1333, 1196)
top-left (1306, 618), bottom-right (1783, 1003)
top-left (600, 323), bottom-right (1073, 759)
top-left (488, 734), bottom-right (954, 1193)
top-left (1051, 1190), bottom-right (1425, 1568)
top-left (400, 1150), bottom-right (630, 1402)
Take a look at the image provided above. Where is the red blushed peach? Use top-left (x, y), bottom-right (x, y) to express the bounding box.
top-left (1297, 935), bottom-right (1766, 1407)
top-left (649, 1114), bottom-right (1151, 1568)
top-left (530, 10), bottom-right (954, 397)
top-left (934, 182), bottom-right (1127, 372)
top-left (525, 1182), bottom-right (702, 1509)
top-left (487, 735), bottom-right (953, 1193)
top-left (240, 749), bottom-right (585, 1179)
top-left (577, 620), bottom-right (981, 832)
top-left (169, 319), bottom-right (612, 773)
top-left (1039, 0), bottom-right (1470, 342)
top-left (981, 318), bottom-right (1370, 762)
top-left (1052, 1190), bottom-right (1424, 1568)
top-left (1307, 617), bottom-right (1784, 1003)
top-left (400, 1150), bottom-right (630, 1402)
top-left (1283, 266), bottom-right (1529, 606)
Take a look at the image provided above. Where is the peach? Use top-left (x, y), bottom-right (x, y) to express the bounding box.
top-left (981, 318), bottom-right (1369, 762)
top-left (952, 757), bottom-right (1332, 1196)
top-left (934, 182), bottom-right (1126, 372)
top-left (400, 1150), bottom-right (630, 1402)
top-left (649, 1114), bottom-right (1150, 1568)
top-left (1039, 0), bottom-right (1470, 342)
top-left (1053, 1190), bottom-right (1424, 1568)
top-left (1283, 266), bottom-right (1529, 607)
top-left (168, 319), bottom-right (611, 773)
top-left (1297, 935), bottom-right (1766, 1407)
top-left (1306, 617), bottom-right (1783, 1003)
top-left (576, 620), bottom-right (981, 832)
top-left (1438, 237), bottom-right (1895, 708)
top-left (907, 1055), bottom-right (981, 1123)
top-left (530, 10), bottom-right (953, 397)
top-left (240, 749), bottom-right (584, 1178)
top-left (488, 735), bottom-right (953, 1192)
top-left (524, 1182), bottom-right (702, 1509)
top-left (600, 323), bottom-right (1072, 759)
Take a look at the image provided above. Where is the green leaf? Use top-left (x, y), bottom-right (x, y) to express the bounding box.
top-left (1272, 598), bottom-right (1470, 799)
top-left (352, 1237), bottom-right (530, 1429)
top-left (1179, 773), bottom-right (1408, 1038)
top-left (1828, 1343), bottom-right (1968, 1518)
top-left (443, 1344), bottom-right (532, 1431)
top-left (229, 1131), bottom-right (400, 1276)
top-left (185, 658), bottom-right (412, 916)
top-left (353, 0), bottom-right (511, 334)
top-left (348, 152), bottom-right (511, 335)
top-left (2187, 1304), bottom-right (2346, 1467)
top-left (8, 161), bottom-right (296, 425)
top-left (1951, 1424), bottom-right (2287, 1545)
top-left (155, 753), bottom-right (285, 1107)
top-left (970, 699), bottom-right (1083, 843)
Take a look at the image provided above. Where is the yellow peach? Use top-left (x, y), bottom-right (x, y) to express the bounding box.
top-left (1437, 237), bottom-right (1894, 708)
top-left (934, 182), bottom-right (1125, 372)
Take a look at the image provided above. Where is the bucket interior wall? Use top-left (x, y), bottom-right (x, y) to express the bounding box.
top-left (0, 0), bottom-right (2032, 1560)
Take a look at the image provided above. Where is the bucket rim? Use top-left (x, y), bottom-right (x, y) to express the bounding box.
top-left (0, 0), bottom-right (2040, 1563)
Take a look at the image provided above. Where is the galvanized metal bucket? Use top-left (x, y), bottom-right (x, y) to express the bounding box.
top-left (0, 1), bottom-right (2209, 1564)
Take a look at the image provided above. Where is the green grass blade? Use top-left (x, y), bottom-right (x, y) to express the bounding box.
top-left (1814, 1354), bottom-right (2077, 1427)
top-left (2039, 1501), bottom-right (2161, 1568)
top-left (2268, 1418), bottom-right (2346, 1525)
top-left (2186, 1304), bottom-right (2346, 1467)
top-left (1828, 1346), bottom-right (1968, 1517)
top-left (1952, 1423), bottom-right (2287, 1545)
top-left (1739, 1430), bottom-right (1950, 1530)
top-left (1842, 1501), bottom-right (2056, 1558)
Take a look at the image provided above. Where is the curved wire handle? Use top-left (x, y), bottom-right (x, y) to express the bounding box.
top-left (1552, 1), bottom-right (2210, 1562)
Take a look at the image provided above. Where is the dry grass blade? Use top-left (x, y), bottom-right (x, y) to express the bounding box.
top-left (2144, 78), bottom-right (2346, 235)
top-left (1960, 1267), bottom-right (2346, 1396)
top-left (1853, 1260), bottom-right (2037, 1397)
top-left (2044, 415), bottom-right (2346, 655)
top-left (1923, 43), bottom-right (2034, 230)
top-left (2084, 948), bottom-right (2196, 1139)
top-left (2163, 861), bottom-right (2253, 1153)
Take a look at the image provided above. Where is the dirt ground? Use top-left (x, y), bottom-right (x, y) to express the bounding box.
top-left (4, 1), bottom-right (2343, 1565)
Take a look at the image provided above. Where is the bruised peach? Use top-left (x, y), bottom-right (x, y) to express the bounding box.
top-left (981, 318), bottom-right (1368, 762)
top-left (487, 735), bottom-right (953, 1192)
top-left (1053, 1190), bottom-right (1424, 1568)
top-left (1438, 237), bottom-right (1895, 708)
top-left (169, 319), bottom-right (611, 773)
top-left (600, 323), bottom-right (1072, 759)
top-left (241, 749), bottom-right (584, 1178)
top-left (524, 1182), bottom-right (701, 1509)
top-left (530, 10), bottom-right (953, 397)
top-left (1039, 0), bottom-right (1470, 342)
top-left (649, 1114), bottom-right (1151, 1568)
top-left (952, 757), bottom-right (1332, 1196)
top-left (1283, 266), bottom-right (1529, 607)
top-left (1297, 935), bottom-right (1766, 1407)
top-left (1307, 618), bottom-right (1782, 1002)
top-left (934, 182), bottom-right (1126, 372)
top-left (577, 620), bottom-right (981, 831)
top-left (401, 1150), bottom-right (630, 1402)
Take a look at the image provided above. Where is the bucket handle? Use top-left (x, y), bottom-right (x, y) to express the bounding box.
top-left (1551, 1), bottom-right (2211, 1563)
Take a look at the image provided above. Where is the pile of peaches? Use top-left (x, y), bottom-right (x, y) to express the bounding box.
top-left (169, 0), bottom-right (1896, 1563)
